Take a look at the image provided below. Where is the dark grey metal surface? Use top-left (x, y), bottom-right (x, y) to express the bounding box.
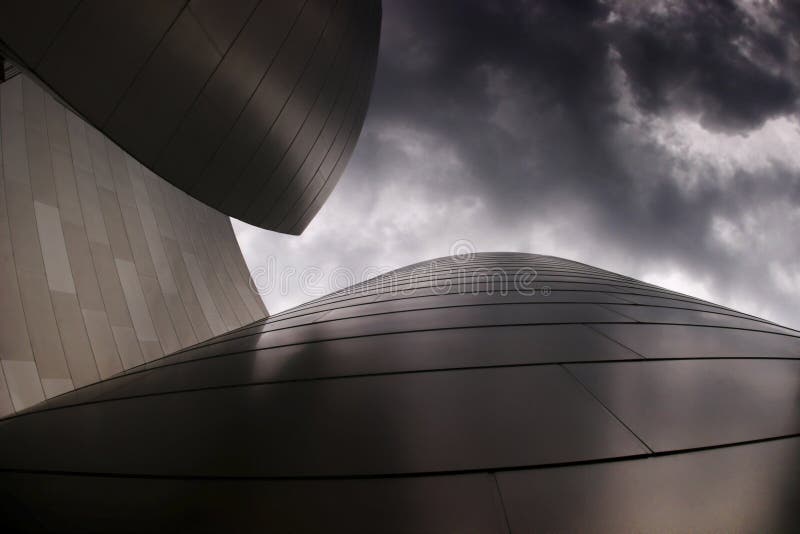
top-left (497, 437), bottom-right (800, 533)
top-left (1, 472), bottom-right (510, 534)
top-left (567, 359), bottom-right (800, 451)
top-left (0, 0), bottom-right (381, 234)
top-left (0, 366), bottom-right (647, 477)
top-left (1, 252), bottom-right (799, 531)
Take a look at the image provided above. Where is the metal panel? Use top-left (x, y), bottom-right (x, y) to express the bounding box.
top-left (86, 126), bottom-right (115, 192)
top-left (4, 179), bottom-right (44, 275)
top-left (157, 305), bottom-right (622, 367)
top-left (56, 224), bottom-right (95, 308)
top-left (154, 0), bottom-right (306, 190)
top-left (0, 362), bottom-right (13, 418)
top-left (0, 75), bottom-right (266, 415)
top-left (183, 251), bottom-right (227, 336)
top-left (150, 310), bottom-right (324, 364)
top-left (602, 303), bottom-right (797, 335)
top-left (1, 1), bottom-right (380, 234)
top-left (0, 77), bottom-right (30, 185)
top-left (162, 236), bottom-right (208, 342)
top-left (22, 78), bottom-right (58, 206)
top-left (33, 201), bottom-right (75, 293)
top-left (321, 291), bottom-right (631, 321)
top-left (110, 325), bottom-right (146, 371)
top-left (140, 173), bottom-right (198, 345)
top-left (614, 292), bottom-right (758, 319)
top-left (139, 273), bottom-right (181, 355)
top-left (104, 9), bottom-right (221, 164)
top-left (194, 0), bottom-right (335, 206)
top-left (50, 290), bottom-right (98, 388)
top-left (0, 258), bottom-right (33, 362)
top-left (106, 142), bottom-right (136, 206)
top-left (184, 201), bottom-right (240, 331)
top-left (48, 145), bottom-right (83, 228)
top-left (0, 472), bottom-right (509, 534)
top-left (594, 323), bottom-right (800, 358)
top-left (279, 2), bottom-right (380, 233)
top-left (187, 0), bottom-right (260, 54)
top-left (0, 366), bottom-right (646, 476)
top-left (222, 0), bottom-right (356, 217)
top-left (1, 249), bottom-right (799, 528)
top-left (0, 129), bottom-right (35, 364)
top-left (172, 302), bottom-right (631, 358)
top-left (118, 202), bottom-right (157, 278)
top-left (65, 110), bottom-right (92, 172)
top-left (567, 359), bottom-right (800, 451)
top-left (216, 219), bottom-right (267, 319)
top-left (74, 325), bottom-right (641, 404)
top-left (90, 241), bottom-right (133, 330)
top-left (97, 188), bottom-right (134, 263)
top-left (283, 45), bottom-right (376, 233)
top-left (0, 1), bottom-right (79, 65)
top-left (192, 206), bottom-right (251, 326)
top-left (129, 166), bottom-right (177, 294)
top-left (114, 259), bottom-right (160, 347)
top-left (498, 438), bottom-right (800, 532)
top-left (74, 169), bottom-right (110, 246)
top-left (257, 2), bottom-right (368, 228)
top-left (158, 189), bottom-right (213, 340)
top-left (36, 0), bottom-right (185, 125)
top-left (206, 217), bottom-right (260, 322)
top-left (82, 308), bottom-right (124, 378)
top-left (16, 269), bottom-right (71, 397)
top-left (1, 360), bottom-right (44, 411)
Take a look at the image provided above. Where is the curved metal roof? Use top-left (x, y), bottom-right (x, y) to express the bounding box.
top-left (2, 253), bottom-right (799, 530)
top-left (0, 0), bottom-right (381, 234)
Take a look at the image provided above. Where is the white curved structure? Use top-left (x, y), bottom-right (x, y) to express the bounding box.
top-left (0, 75), bottom-right (267, 415)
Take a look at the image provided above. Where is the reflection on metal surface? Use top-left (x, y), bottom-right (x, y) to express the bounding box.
top-left (1, 253), bottom-right (799, 530)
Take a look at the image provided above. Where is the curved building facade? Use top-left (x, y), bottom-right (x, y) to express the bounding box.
top-left (0, 0), bottom-right (381, 416)
top-left (0, 0), bottom-right (381, 233)
top-left (1, 253), bottom-right (799, 531)
top-left (0, 74), bottom-right (267, 416)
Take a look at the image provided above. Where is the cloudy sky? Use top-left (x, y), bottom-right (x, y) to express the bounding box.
top-left (233, 0), bottom-right (800, 329)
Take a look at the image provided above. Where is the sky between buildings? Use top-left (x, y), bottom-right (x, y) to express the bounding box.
top-left (233, 0), bottom-right (800, 330)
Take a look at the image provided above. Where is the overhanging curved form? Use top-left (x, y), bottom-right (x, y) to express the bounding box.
top-left (1, 252), bottom-right (799, 531)
top-left (0, 0), bottom-right (381, 234)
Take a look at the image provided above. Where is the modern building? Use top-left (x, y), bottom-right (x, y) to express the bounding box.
top-left (0, 73), bottom-right (268, 414)
top-left (1, 252), bottom-right (799, 531)
top-left (2, 2), bottom-right (800, 533)
top-left (0, 0), bottom-right (381, 415)
top-left (0, 0), bottom-right (380, 234)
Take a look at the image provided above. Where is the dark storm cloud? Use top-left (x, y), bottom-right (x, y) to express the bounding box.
top-left (362, 0), bottom-right (800, 324)
top-left (368, 1), bottom-right (796, 214)
top-left (239, 0), bottom-right (800, 328)
top-left (371, 0), bottom-right (617, 211)
top-left (611, 0), bottom-right (799, 131)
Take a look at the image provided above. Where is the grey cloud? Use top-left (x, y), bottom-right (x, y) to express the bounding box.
top-left (236, 0), bottom-right (800, 329)
top-left (608, 0), bottom-right (799, 132)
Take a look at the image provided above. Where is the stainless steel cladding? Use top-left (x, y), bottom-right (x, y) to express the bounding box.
top-left (0, 75), bottom-right (267, 415)
top-left (0, 0), bottom-right (381, 233)
top-left (1, 252), bottom-right (798, 531)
